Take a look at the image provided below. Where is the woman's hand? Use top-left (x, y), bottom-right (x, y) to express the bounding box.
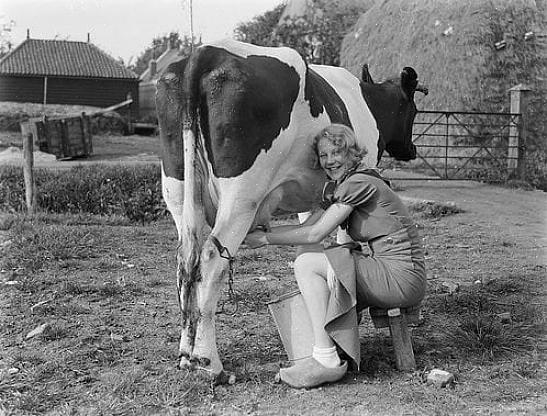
top-left (244, 230), bottom-right (268, 249)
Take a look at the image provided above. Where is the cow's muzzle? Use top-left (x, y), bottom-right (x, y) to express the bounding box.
top-left (387, 143), bottom-right (417, 161)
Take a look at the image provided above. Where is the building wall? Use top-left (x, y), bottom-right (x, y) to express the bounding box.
top-left (0, 75), bottom-right (44, 103)
top-left (0, 75), bottom-right (140, 119)
top-left (139, 80), bottom-right (157, 122)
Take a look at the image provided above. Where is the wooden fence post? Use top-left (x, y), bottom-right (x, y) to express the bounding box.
top-left (508, 84), bottom-right (531, 180)
top-left (20, 122), bottom-right (37, 214)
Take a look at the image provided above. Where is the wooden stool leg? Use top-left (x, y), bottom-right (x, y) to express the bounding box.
top-left (388, 308), bottom-right (416, 371)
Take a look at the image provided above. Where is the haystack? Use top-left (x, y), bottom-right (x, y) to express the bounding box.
top-left (340, 0), bottom-right (546, 152)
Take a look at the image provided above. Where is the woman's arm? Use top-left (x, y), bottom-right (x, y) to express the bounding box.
top-left (265, 209), bottom-right (324, 234)
top-left (245, 204), bottom-right (353, 248)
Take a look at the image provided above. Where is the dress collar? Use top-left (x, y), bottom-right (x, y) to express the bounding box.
top-left (337, 161), bottom-right (364, 184)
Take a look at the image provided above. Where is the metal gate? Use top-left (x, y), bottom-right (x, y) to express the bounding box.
top-left (379, 110), bottom-right (525, 182)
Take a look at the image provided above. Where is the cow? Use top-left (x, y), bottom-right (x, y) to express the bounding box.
top-left (156, 39), bottom-right (427, 381)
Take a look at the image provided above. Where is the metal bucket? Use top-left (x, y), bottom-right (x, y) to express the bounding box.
top-left (267, 290), bottom-right (314, 362)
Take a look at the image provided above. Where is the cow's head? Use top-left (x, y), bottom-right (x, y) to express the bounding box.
top-left (361, 65), bottom-right (428, 162)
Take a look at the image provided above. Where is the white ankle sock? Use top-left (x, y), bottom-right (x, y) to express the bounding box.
top-left (312, 345), bottom-right (341, 368)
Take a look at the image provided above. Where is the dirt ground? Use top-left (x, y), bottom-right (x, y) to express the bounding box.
top-left (1, 133), bottom-right (546, 415)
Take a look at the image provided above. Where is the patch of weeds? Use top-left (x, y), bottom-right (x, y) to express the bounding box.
top-left (408, 199), bottom-right (464, 219)
top-left (95, 258), bottom-right (122, 271)
top-left (146, 277), bottom-right (170, 287)
top-left (444, 311), bottom-right (539, 361)
top-left (37, 212), bottom-right (131, 227)
top-left (0, 213), bottom-right (19, 230)
top-left (41, 322), bottom-right (73, 341)
top-left (84, 344), bottom-right (124, 366)
top-left (35, 302), bottom-right (91, 317)
top-left (17, 388), bottom-right (69, 414)
top-left (62, 281), bottom-right (86, 296)
top-left (488, 360), bottom-right (541, 380)
top-left (3, 220), bottom-right (100, 271)
top-left (30, 358), bottom-right (71, 383)
top-left (61, 280), bottom-right (144, 299)
top-left (95, 282), bottom-right (125, 297)
top-left (1, 164), bottom-right (168, 223)
top-left (102, 368), bottom-right (147, 397)
top-left (484, 279), bottom-right (526, 295)
top-left (9, 351), bottom-right (47, 368)
top-left (422, 278), bottom-right (543, 363)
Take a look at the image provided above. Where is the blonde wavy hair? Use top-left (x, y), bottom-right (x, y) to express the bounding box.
top-left (312, 124), bottom-right (367, 165)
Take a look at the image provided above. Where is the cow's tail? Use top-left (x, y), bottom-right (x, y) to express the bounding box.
top-left (178, 48), bottom-right (210, 326)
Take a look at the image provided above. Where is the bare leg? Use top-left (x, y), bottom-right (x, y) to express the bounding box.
top-left (280, 251), bottom-right (347, 388)
top-left (293, 252), bottom-right (334, 349)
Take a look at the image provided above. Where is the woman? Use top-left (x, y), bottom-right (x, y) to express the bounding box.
top-left (245, 123), bottom-right (426, 389)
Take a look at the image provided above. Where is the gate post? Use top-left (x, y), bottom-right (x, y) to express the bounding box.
top-left (508, 84), bottom-right (531, 180)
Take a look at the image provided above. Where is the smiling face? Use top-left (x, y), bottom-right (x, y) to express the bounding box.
top-left (317, 137), bottom-right (355, 181)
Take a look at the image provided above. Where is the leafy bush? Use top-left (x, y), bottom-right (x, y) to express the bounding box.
top-left (0, 164), bottom-right (168, 223)
top-left (0, 165), bottom-right (26, 212)
top-left (234, 0), bottom-right (368, 66)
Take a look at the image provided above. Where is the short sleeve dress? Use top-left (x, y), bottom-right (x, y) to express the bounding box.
top-left (311, 165), bottom-right (427, 367)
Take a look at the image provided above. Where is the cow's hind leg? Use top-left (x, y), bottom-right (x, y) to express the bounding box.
top-left (179, 202), bottom-right (257, 380)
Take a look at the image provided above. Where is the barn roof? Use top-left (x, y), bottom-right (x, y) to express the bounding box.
top-left (0, 38), bottom-right (138, 79)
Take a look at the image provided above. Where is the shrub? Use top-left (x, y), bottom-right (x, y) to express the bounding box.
top-left (0, 165), bottom-right (26, 212)
top-left (0, 164), bottom-right (168, 223)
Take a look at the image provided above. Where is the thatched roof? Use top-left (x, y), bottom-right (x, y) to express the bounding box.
top-left (340, 0), bottom-right (546, 148)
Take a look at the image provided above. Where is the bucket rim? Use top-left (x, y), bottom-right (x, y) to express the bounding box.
top-left (266, 289), bottom-right (302, 305)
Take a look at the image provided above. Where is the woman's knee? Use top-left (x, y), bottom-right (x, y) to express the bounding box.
top-left (294, 252), bottom-right (328, 281)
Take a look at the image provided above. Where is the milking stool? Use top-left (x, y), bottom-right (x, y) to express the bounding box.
top-left (369, 305), bottom-right (421, 371)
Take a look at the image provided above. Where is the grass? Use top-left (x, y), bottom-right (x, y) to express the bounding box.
top-left (0, 206), bottom-right (545, 414)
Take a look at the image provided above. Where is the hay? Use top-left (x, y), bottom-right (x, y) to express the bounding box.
top-left (340, 0), bottom-right (546, 152)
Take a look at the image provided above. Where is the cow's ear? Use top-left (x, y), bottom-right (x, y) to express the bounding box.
top-left (401, 66), bottom-right (418, 100)
top-left (361, 64), bottom-right (374, 84)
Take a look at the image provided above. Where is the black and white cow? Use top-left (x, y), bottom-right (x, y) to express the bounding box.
top-left (156, 39), bottom-right (427, 379)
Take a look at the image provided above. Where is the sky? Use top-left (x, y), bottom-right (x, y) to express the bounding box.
top-left (0, 0), bottom-right (284, 65)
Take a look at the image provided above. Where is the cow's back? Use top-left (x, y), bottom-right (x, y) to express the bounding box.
top-left (309, 64), bottom-right (379, 166)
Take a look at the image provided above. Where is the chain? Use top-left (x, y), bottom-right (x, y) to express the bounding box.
top-left (210, 236), bottom-right (238, 315)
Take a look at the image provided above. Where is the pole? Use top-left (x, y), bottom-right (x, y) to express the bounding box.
top-left (508, 84), bottom-right (531, 180)
top-left (189, 0), bottom-right (194, 51)
top-left (43, 76), bottom-right (48, 106)
top-left (21, 122), bottom-right (36, 214)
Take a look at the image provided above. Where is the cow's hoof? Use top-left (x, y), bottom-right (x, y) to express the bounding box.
top-left (178, 355), bottom-right (196, 371)
top-left (178, 355), bottom-right (226, 381)
top-left (214, 370), bottom-right (236, 385)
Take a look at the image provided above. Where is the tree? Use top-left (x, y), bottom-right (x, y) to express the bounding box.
top-left (234, 0), bottom-right (366, 66)
top-left (0, 17), bottom-right (15, 58)
top-left (130, 31), bottom-right (200, 75)
top-left (233, 4), bottom-right (285, 46)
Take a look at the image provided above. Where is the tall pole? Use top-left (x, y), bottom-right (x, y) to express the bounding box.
top-left (189, 0), bottom-right (194, 52)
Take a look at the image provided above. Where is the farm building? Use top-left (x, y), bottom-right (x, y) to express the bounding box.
top-left (138, 42), bottom-right (186, 121)
top-left (339, 0), bottom-right (546, 154)
top-left (0, 36), bottom-right (140, 119)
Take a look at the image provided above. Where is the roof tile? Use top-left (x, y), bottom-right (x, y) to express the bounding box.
top-left (0, 39), bottom-right (138, 79)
